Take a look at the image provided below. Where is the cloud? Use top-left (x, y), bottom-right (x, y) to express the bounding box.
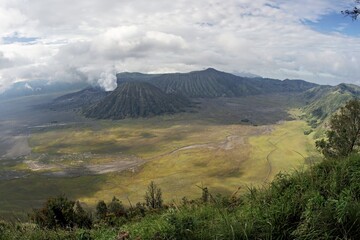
top-left (0, 52), bottom-right (13, 69)
top-left (0, 0), bottom-right (359, 91)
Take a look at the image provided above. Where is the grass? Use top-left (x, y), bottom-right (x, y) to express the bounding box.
top-left (246, 120), bottom-right (320, 184)
top-left (4, 119), bottom-right (316, 217)
top-left (0, 174), bottom-right (107, 220)
top-left (2, 154), bottom-right (360, 239)
top-left (115, 154), bottom-right (360, 240)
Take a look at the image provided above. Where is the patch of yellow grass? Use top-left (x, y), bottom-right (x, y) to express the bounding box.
top-left (246, 120), bottom-right (319, 185)
top-left (24, 117), bottom-right (319, 210)
top-left (78, 120), bottom-right (318, 206)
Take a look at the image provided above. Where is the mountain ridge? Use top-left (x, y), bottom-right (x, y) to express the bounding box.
top-left (117, 68), bottom-right (318, 98)
top-left (83, 81), bottom-right (192, 119)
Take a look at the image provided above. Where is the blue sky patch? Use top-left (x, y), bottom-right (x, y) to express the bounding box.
top-left (2, 35), bottom-right (39, 44)
top-left (304, 11), bottom-right (360, 37)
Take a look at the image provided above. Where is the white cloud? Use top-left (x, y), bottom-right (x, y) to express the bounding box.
top-left (0, 0), bottom-right (359, 91)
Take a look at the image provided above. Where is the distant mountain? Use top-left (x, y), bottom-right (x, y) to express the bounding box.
top-left (116, 68), bottom-right (318, 98)
top-left (53, 68), bottom-right (319, 119)
top-left (83, 82), bottom-right (192, 119)
top-left (302, 83), bottom-right (360, 128)
top-left (50, 87), bottom-right (109, 110)
top-left (151, 68), bottom-right (261, 98)
top-left (0, 80), bottom-right (89, 100)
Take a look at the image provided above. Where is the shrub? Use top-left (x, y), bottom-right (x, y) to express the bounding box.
top-left (144, 181), bottom-right (163, 209)
top-left (31, 195), bottom-right (92, 229)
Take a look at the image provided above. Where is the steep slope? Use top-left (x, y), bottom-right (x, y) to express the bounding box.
top-left (50, 87), bottom-right (108, 110)
top-left (84, 82), bottom-right (191, 119)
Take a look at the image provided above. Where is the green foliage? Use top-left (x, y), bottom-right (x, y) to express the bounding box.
top-left (303, 129), bottom-right (313, 135)
top-left (5, 154), bottom-right (360, 239)
top-left (31, 195), bottom-right (92, 229)
top-left (73, 201), bottom-right (92, 229)
top-left (302, 84), bottom-right (360, 131)
top-left (144, 181), bottom-right (163, 210)
top-left (108, 197), bottom-right (126, 217)
top-left (316, 99), bottom-right (360, 157)
top-left (95, 200), bottom-right (107, 220)
top-left (120, 155), bottom-right (360, 239)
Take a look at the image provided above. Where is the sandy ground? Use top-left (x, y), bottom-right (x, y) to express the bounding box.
top-left (39, 158), bottom-right (145, 178)
top-left (2, 135), bottom-right (31, 158)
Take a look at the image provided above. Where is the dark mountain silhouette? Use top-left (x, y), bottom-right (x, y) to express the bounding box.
top-left (116, 68), bottom-right (318, 98)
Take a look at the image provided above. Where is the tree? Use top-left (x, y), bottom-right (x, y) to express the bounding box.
top-left (144, 181), bottom-right (163, 209)
top-left (342, 0), bottom-right (360, 20)
top-left (316, 99), bottom-right (360, 157)
top-left (95, 200), bottom-right (108, 220)
top-left (32, 195), bottom-right (75, 229)
top-left (108, 197), bottom-right (126, 217)
top-left (73, 201), bottom-right (92, 228)
top-left (31, 196), bottom-right (93, 229)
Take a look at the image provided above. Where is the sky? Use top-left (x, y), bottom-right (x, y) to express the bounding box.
top-left (0, 0), bottom-right (359, 91)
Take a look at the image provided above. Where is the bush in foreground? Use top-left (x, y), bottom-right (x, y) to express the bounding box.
top-left (121, 155), bottom-right (360, 239)
top-left (2, 155), bottom-right (360, 239)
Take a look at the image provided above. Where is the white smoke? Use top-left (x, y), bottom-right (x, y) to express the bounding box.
top-left (97, 70), bottom-right (117, 91)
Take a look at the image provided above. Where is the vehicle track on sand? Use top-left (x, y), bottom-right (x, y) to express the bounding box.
top-left (265, 140), bottom-right (276, 183)
top-left (264, 132), bottom-right (288, 183)
top-left (146, 135), bottom-right (246, 161)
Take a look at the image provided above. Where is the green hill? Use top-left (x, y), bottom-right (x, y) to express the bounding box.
top-left (83, 82), bottom-right (192, 119)
top-left (302, 83), bottom-right (360, 123)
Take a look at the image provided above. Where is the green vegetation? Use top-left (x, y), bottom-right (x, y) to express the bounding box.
top-left (301, 84), bottom-right (360, 134)
top-left (144, 181), bottom-right (163, 209)
top-left (31, 195), bottom-right (92, 229)
top-left (119, 155), bottom-right (360, 240)
top-left (2, 85), bottom-right (360, 239)
top-left (316, 99), bottom-right (360, 158)
top-left (2, 154), bottom-right (360, 239)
